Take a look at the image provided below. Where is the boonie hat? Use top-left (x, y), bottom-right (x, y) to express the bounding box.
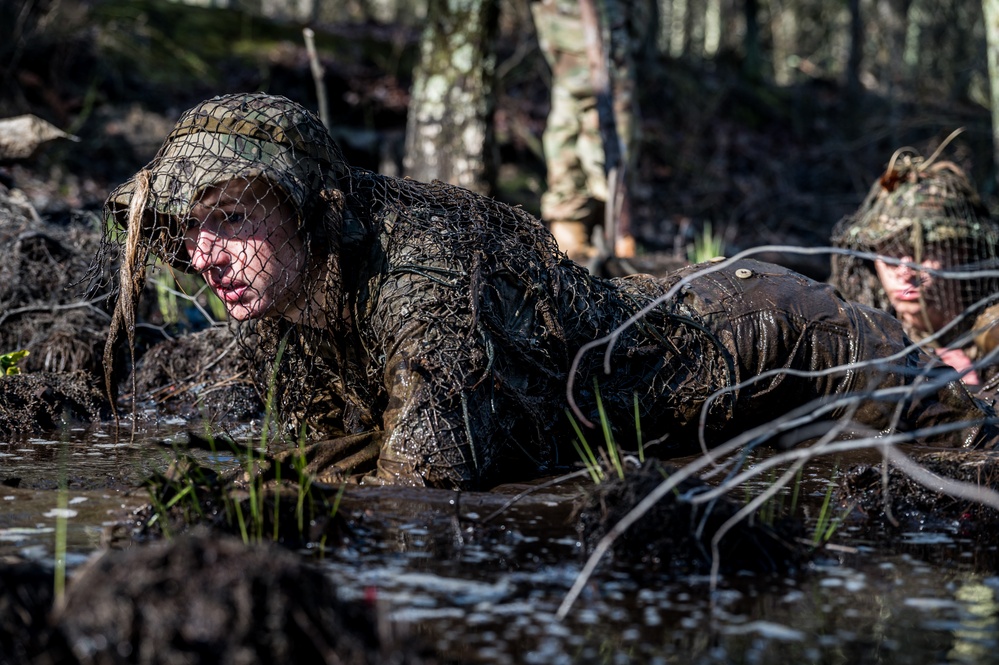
top-left (104, 92), bottom-right (349, 264)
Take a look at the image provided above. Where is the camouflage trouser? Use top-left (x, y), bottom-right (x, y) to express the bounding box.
top-left (530, 0), bottom-right (643, 227)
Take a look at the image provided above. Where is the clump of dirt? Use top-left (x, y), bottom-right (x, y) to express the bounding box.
top-left (0, 371), bottom-right (110, 436)
top-left (841, 450), bottom-right (999, 541)
top-left (0, 183), bottom-right (124, 435)
top-left (121, 444), bottom-right (352, 551)
top-left (130, 326), bottom-right (264, 425)
top-left (0, 560), bottom-right (56, 664)
top-left (0, 184), bottom-right (110, 379)
top-left (575, 460), bottom-right (805, 577)
top-left (40, 532), bottom-right (421, 665)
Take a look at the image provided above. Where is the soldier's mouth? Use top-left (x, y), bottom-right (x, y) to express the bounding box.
top-left (892, 287), bottom-right (924, 302)
top-left (210, 280), bottom-right (248, 303)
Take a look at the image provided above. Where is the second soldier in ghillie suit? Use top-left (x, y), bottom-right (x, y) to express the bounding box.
top-left (830, 142), bottom-right (999, 387)
top-left (99, 93), bottom-right (999, 491)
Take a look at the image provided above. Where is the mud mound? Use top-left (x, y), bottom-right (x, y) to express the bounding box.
top-left (42, 532), bottom-right (408, 665)
top-left (0, 560), bottom-right (56, 664)
top-left (131, 326), bottom-right (263, 424)
top-left (576, 460), bottom-right (804, 576)
top-left (0, 184), bottom-right (110, 378)
top-left (0, 371), bottom-right (110, 436)
top-left (842, 449), bottom-right (999, 539)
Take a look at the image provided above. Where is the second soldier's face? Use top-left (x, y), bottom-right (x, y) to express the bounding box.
top-left (184, 178), bottom-right (307, 321)
top-left (874, 253), bottom-right (948, 333)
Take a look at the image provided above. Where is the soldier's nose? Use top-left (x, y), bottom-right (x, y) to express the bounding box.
top-left (894, 256), bottom-right (917, 277)
top-left (188, 230), bottom-right (229, 273)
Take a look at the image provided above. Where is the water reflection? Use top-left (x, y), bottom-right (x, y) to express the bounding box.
top-left (947, 579), bottom-right (999, 663)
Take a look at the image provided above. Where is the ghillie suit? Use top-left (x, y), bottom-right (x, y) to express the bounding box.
top-left (99, 93), bottom-right (999, 491)
top-left (830, 143), bottom-right (999, 383)
top-left (575, 459), bottom-right (804, 576)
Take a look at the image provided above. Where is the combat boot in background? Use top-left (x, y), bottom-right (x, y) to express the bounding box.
top-left (549, 219), bottom-right (597, 263)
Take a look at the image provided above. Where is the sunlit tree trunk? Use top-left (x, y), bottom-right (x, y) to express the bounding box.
top-left (703, 0), bottom-right (721, 56)
top-left (770, 0), bottom-right (798, 85)
top-left (403, 0), bottom-right (499, 195)
top-left (984, 0), bottom-right (999, 178)
top-left (669, 0), bottom-right (688, 57)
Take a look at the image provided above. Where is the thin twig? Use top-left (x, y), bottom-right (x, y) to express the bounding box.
top-left (556, 403), bottom-right (996, 620)
top-left (0, 296), bottom-right (111, 328)
top-left (303, 28), bottom-right (331, 132)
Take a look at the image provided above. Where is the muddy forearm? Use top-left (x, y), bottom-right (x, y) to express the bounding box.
top-left (371, 356), bottom-right (483, 489)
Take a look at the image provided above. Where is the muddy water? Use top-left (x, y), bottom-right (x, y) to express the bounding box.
top-left (3, 426), bottom-right (999, 664)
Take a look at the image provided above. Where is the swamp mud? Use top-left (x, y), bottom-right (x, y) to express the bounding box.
top-left (8, 433), bottom-right (999, 664)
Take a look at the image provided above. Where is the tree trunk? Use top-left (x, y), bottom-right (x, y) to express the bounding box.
top-left (669, 0), bottom-right (688, 57)
top-left (846, 0), bottom-right (862, 102)
top-left (403, 0), bottom-right (499, 195)
top-left (743, 0), bottom-right (762, 81)
top-left (703, 0), bottom-right (721, 56)
top-left (985, 0), bottom-right (999, 182)
top-left (770, 0), bottom-right (797, 86)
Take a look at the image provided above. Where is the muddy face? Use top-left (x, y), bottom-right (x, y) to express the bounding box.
top-left (874, 253), bottom-right (950, 334)
top-left (184, 177), bottom-right (308, 321)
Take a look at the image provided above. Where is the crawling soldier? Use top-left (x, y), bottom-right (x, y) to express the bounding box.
top-left (831, 147), bottom-right (999, 387)
top-left (100, 93), bottom-right (999, 490)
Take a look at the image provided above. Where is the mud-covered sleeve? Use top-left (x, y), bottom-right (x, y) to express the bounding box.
top-left (359, 268), bottom-right (497, 490)
top-left (693, 259), bottom-right (999, 448)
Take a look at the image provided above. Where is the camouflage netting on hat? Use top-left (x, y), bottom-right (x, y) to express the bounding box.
top-left (102, 92), bottom-right (350, 265)
top-left (830, 148), bottom-right (999, 348)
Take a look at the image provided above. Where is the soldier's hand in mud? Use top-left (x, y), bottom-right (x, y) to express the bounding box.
top-left (271, 431), bottom-right (383, 486)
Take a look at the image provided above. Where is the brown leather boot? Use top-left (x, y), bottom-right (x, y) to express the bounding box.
top-left (550, 220), bottom-right (596, 263)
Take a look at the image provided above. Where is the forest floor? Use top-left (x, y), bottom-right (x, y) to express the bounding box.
top-left (1, 0), bottom-right (996, 283)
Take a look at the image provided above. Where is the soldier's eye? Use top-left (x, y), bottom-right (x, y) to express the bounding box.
top-left (222, 212), bottom-right (246, 228)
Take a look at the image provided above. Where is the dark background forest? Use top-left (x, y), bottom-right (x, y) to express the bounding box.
top-left (1, 0), bottom-right (996, 280)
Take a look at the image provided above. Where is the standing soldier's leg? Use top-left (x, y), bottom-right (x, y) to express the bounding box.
top-left (532, 0), bottom-right (604, 262)
top-left (542, 87), bottom-right (602, 262)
